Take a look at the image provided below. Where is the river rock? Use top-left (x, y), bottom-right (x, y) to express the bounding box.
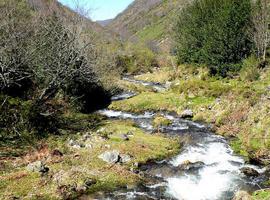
top-left (180, 109), bottom-right (194, 119)
top-left (233, 191), bottom-right (251, 200)
top-left (119, 134), bottom-right (129, 141)
top-left (26, 161), bottom-right (49, 173)
top-left (178, 161), bottom-right (205, 171)
top-left (51, 149), bottom-right (63, 157)
top-left (98, 150), bottom-right (120, 164)
top-left (240, 167), bottom-right (260, 177)
top-left (120, 154), bottom-right (132, 163)
top-left (127, 131), bottom-right (134, 137)
top-left (68, 139), bottom-right (85, 149)
top-left (165, 81), bottom-right (172, 89)
top-left (84, 178), bottom-right (97, 187)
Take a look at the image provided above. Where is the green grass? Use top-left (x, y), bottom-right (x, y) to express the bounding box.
top-left (135, 68), bottom-right (172, 83)
top-left (136, 21), bottom-right (165, 42)
top-left (252, 189), bottom-right (270, 200)
top-left (110, 91), bottom-right (182, 113)
top-left (230, 139), bottom-right (249, 160)
top-left (110, 90), bottom-right (214, 115)
top-left (0, 119), bottom-right (179, 199)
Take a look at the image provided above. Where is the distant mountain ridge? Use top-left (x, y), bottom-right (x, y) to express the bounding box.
top-left (96, 19), bottom-right (113, 27)
top-left (108, 0), bottom-right (191, 53)
top-left (27, 0), bottom-right (118, 44)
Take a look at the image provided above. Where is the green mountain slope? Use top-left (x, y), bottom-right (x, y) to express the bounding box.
top-left (108, 0), bottom-right (191, 53)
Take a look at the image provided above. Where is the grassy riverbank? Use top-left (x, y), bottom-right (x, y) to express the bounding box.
top-left (113, 66), bottom-right (270, 166)
top-left (0, 114), bottom-right (179, 199)
top-left (112, 65), bottom-right (270, 198)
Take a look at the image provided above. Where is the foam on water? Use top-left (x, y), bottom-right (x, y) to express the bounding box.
top-left (111, 92), bottom-right (136, 101)
top-left (166, 139), bottom-right (255, 200)
top-left (122, 77), bottom-right (166, 92)
top-left (99, 109), bottom-right (154, 119)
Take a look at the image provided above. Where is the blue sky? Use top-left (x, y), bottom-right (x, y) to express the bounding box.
top-left (58, 0), bottom-right (134, 21)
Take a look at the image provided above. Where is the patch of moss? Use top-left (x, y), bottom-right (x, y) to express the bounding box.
top-left (110, 91), bottom-right (182, 113)
top-left (230, 139), bottom-right (249, 160)
top-left (252, 189), bottom-right (270, 200)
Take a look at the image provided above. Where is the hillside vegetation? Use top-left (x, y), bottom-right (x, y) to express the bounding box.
top-left (108, 0), bottom-right (190, 54)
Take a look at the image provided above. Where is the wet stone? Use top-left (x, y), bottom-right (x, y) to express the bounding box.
top-left (26, 161), bottom-right (49, 174)
top-left (119, 134), bottom-right (129, 141)
top-left (240, 167), bottom-right (260, 177)
top-left (120, 154), bottom-right (132, 163)
top-left (98, 150), bottom-right (120, 164)
top-left (178, 161), bottom-right (205, 171)
top-left (180, 109), bottom-right (194, 119)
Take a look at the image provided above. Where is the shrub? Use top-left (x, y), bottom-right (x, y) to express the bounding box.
top-left (0, 95), bottom-right (31, 140)
top-left (116, 44), bottom-right (158, 74)
top-left (240, 56), bottom-right (260, 81)
top-left (175, 0), bottom-right (253, 76)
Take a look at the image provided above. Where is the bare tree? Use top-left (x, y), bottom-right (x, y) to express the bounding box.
top-left (32, 14), bottom-right (98, 103)
top-left (0, 1), bottom-right (35, 92)
top-left (252, 0), bottom-right (270, 61)
top-left (0, 0), bottom-right (98, 101)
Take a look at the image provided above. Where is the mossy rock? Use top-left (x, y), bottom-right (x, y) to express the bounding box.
top-left (153, 115), bottom-right (172, 128)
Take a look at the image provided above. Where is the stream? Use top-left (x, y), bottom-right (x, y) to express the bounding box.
top-left (97, 77), bottom-right (267, 200)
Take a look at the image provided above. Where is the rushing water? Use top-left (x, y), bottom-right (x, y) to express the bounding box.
top-left (95, 78), bottom-right (267, 200)
top-left (122, 76), bottom-right (167, 92)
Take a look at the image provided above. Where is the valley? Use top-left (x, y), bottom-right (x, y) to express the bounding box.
top-left (0, 0), bottom-right (270, 199)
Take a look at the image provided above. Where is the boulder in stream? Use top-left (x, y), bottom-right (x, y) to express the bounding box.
top-left (178, 160), bottom-right (205, 171)
top-left (240, 167), bottom-right (260, 177)
top-left (180, 109), bottom-right (194, 119)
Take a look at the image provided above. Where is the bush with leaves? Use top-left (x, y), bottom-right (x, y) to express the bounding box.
top-left (175, 0), bottom-right (253, 76)
top-left (116, 43), bottom-right (158, 74)
top-left (240, 55), bottom-right (260, 81)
